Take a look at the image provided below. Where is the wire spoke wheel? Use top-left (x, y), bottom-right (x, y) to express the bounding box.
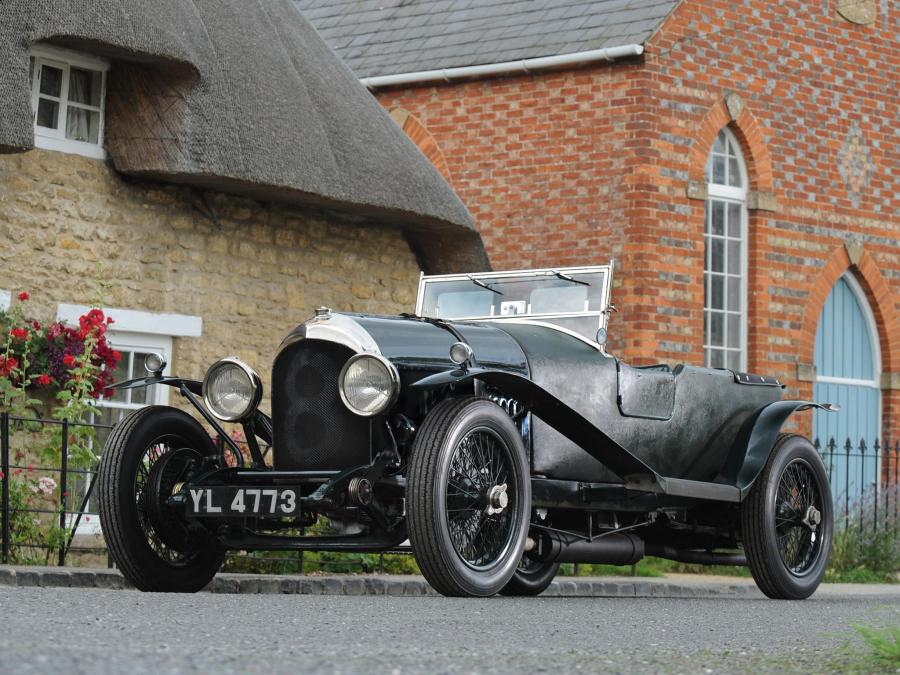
top-left (408, 397), bottom-right (531, 597)
top-left (98, 406), bottom-right (225, 592)
top-left (134, 438), bottom-right (202, 565)
top-left (773, 459), bottom-right (823, 575)
top-left (742, 433), bottom-right (833, 600)
top-left (445, 427), bottom-right (515, 569)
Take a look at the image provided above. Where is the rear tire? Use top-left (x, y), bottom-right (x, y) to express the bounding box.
top-left (499, 558), bottom-right (559, 596)
top-left (742, 434), bottom-right (832, 600)
top-left (408, 396), bottom-right (531, 597)
top-left (98, 406), bottom-right (225, 592)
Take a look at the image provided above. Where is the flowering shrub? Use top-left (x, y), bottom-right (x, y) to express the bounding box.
top-left (0, 291), bottom-right (123, 565)
top-left (0, 293), bottom-right (121, 409)
top-left (2, 463), bottom-right (68, 565)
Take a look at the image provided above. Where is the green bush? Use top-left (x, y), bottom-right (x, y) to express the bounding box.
top-left (825, 485), bottom-right (900, 584)
top-left (2, 470), bottom-right (68, 565)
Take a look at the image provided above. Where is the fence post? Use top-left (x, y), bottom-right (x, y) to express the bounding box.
top-left (1, 412), bottom-right (9, 564)
top-left (58, 420), bottom-right (68, 567)
top-left (843, 438), bottom-right (852, 528)
top-left (859, 438), bottom-right (866, 532)
top-left (873, 438), bottom-right (880, 534)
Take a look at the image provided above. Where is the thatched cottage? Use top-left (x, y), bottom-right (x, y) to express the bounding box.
top-left (0, 0), bottom-right (487, 432)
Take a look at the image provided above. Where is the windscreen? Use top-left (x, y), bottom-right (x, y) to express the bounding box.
top-left (416, 268), bottom-right (610, 340)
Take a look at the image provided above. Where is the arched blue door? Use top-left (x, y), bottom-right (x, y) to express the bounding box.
top-left (812, 274), bottom-right (881, 502)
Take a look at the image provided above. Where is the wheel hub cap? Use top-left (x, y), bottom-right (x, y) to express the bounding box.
top-left (801, 505), bottom-right (821, 531)
top-left (486, 484), bottom-right (508, 515)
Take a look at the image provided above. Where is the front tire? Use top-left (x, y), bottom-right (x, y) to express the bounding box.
top-left (742, 434), bottom-right (832, 599)
top-left (98, 406), bottom-right (225, 592)
top-left (408, 397), bottom-right (531, 597)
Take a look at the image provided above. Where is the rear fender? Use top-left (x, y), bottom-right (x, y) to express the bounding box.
top-left (733, 400), bottom-right (839, 498)
top-left (413, 367), bottom-right (658, 480)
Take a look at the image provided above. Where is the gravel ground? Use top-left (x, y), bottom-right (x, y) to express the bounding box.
top-left (0, 586), bottom-right (897, 674)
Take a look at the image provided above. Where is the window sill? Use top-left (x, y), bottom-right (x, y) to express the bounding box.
top-left (34, 135), bottom-right (106, 160)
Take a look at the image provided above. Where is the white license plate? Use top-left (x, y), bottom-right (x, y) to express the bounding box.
top-left (187, 487), bottom-right (300, 517)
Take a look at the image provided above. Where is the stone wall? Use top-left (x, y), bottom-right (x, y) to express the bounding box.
top-left (0, 149), bottom-right (423, 409)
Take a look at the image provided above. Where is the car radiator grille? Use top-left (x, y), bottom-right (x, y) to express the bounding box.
top-left (271, 340), bottom-right (371, 471)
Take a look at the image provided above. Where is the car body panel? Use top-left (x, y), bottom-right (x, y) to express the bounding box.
top-left (469, 321), bottom-right (781, 484)
top-left (349, 314), bottom-right (529, 374)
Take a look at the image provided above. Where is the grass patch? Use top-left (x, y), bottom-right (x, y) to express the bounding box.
top-left (561, 557), bottom-right (752, 578)
top-left (855, 623), bottom-right (900, 668)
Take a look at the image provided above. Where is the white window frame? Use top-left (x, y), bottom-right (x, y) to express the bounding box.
top-left (29, 45), bottom-right (109, 160)
top-left (55, 305), bottom-right (202, 534)
top-left (703, 127), bottom-right (749, 372)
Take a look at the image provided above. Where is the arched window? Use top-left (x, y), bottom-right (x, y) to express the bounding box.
top-left (704, 128), bottom-right (748, 371)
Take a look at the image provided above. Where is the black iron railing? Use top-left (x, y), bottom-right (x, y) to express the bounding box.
top-left (1, 410), bottom-right (897, 570)
top-left (814, 437), bottom-right (900, 533)
top-left (0, 412), bottom-right (368, 573)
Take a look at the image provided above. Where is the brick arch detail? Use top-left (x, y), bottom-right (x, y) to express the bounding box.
top-left (390, 108), bottom-right (452, 184)
top-left (688, 99), bottom-right (775, 192)
top-left (797, 244), bottom-right (900, 375)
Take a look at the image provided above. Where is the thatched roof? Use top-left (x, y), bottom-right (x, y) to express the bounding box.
top-left (0, 0), bottom-right (486, 272)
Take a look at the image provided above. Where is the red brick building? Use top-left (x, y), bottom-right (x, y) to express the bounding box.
top-left (300, 1), bottom-right (899, 444)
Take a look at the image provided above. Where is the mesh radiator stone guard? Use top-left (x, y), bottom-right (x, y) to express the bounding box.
top-left (271, 340), bottom-right (371, 471)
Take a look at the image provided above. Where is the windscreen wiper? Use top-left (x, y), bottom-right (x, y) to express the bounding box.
top-left (554, 271), bottom-right (590, 286)
top-left (468, 275), bottom-right (503, 295)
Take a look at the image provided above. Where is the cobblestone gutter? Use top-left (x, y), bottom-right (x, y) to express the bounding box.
top-left (0, 566), bottom-right (761, 597)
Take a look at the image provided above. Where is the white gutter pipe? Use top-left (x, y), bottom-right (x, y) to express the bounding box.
top-left (360, 43), bottom-right (644, 89)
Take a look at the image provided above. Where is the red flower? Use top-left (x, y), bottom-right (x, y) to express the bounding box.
top-left (10, 327), bottom-right (28, 340)
top-left (36, 374), bottom-right (52, 386)
top-left (0, 470), bottom-right (4, 480)
top-left (63, 354), bottom-right (77, 368)
top-left (5, 357), bottom-right (18, 371)
top-left (17, 291), bottom-right (29, 302)
top-left (32, 321), bottom-right (41, 331)
top-left (106, 317), bottom-right (115, 325)
top-left (112, 350), bottom-right (122, 361)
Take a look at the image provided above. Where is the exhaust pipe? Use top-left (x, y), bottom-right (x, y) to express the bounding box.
top-left (535, 531), bottom-right (747, 567)
top-left (645, 544), bottom-right (746, 566)
top-left (537, 531), bottom-right (644, 565)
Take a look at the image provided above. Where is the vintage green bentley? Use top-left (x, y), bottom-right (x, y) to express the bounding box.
top-left (98, 265), bottom-right (836, 598)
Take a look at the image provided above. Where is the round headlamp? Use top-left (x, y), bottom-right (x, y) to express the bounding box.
top-left (339, 354), bottom-right (400, 417)
top-left (202, 357), bottom-right (262, 422)
top-left (143, 352), bottom-right (167, 376)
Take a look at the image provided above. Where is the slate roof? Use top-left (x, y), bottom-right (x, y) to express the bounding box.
top-left (295, 0), bottom-right (678, 78)
top-left (0, 0), bottom-right (481, 260)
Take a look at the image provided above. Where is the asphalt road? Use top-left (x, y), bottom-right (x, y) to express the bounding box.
top-left (1, 586), bottom-right (897, 674)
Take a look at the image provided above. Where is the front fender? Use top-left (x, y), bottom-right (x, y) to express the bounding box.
top-left (110, 375), bottom-right (202, 396)
top-left (734, 400), bottom-right (839, 498)
top-left (414, 367), bottom-right (658, 480)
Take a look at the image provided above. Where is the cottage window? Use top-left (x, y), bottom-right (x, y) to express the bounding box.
top-left (29, 46), bottom-right (108, 160)
top-left (703, 128), bottom-right (748, 371)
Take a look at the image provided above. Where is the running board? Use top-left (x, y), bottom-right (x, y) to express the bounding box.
top-left (625, 474), bottom-right (741, 503)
